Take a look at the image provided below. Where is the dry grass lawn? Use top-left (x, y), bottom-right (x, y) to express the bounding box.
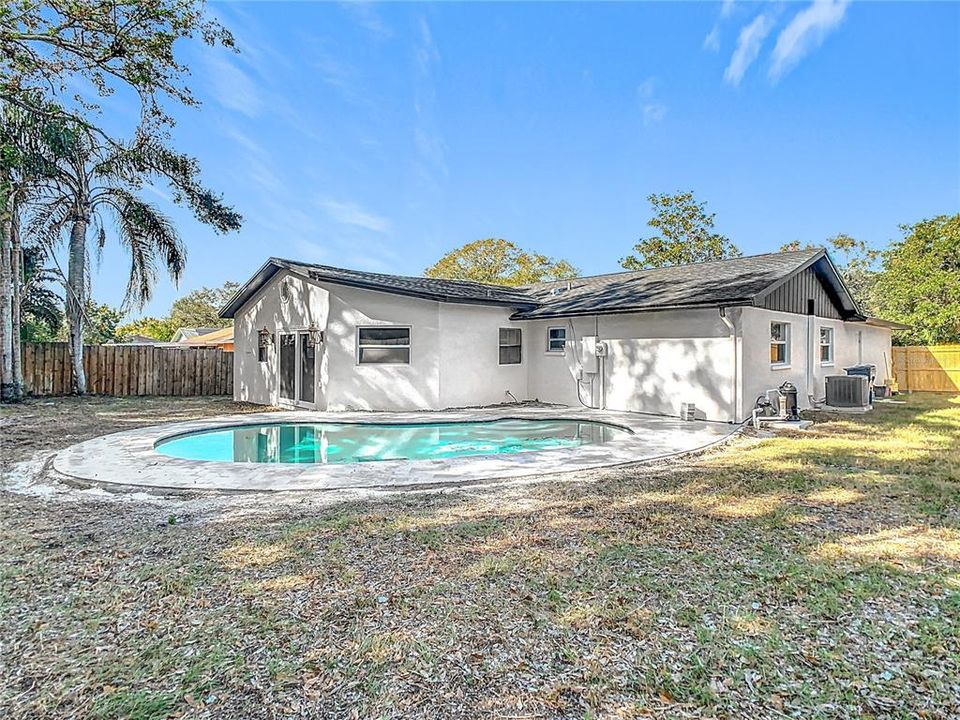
top-left (1, 393), bottom-right (958, 719)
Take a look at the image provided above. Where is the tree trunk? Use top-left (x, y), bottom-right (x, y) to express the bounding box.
top-left (67, 219), bottom-right (88, 394)
top-left (10, 207), bottom-right (23, 401)
top-left (0, 192), bottom-right (13, 403)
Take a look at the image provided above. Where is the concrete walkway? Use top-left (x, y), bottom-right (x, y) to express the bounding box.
top-left (53, 407), bottom-right (739, 492)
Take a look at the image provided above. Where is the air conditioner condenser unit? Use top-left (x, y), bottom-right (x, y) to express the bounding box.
top-left (825, 375), bottom-right (871, 409)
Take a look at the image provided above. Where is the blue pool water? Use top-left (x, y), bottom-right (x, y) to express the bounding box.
top-left (154, 419), bottom-right (629, 464)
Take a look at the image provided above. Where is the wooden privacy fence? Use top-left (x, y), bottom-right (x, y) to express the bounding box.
top-left (22, 342), bottom-right (234, 397)
top-left (891, 345), bottom-right (960, 392)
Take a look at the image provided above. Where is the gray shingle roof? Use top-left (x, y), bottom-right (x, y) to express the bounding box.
top-left (512, 249), bottom-right (825, 319)
top-left (219, 258), bottom-right (537, 317)
top-left (283, 259), bottom-right (538, 307)
top-left (220, 249), bottom-right (836, 320)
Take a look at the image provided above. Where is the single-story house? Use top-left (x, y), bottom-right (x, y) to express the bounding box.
top-left (181, 325), bottom-right (234, 351)
top-left (171, 327), bottom-right (221, 343)
top-left (220, 249), bottom-right (903, 422)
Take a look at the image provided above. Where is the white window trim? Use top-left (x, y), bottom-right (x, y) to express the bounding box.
top-left (819, 326), bottom-right (835, 366)
top-left (770, 321), bottom-right (791, 369)
top-left (545, 326), bottom-right (567, 354)
top-left (356, 325), bottom-right (411, 366)
top-left (498, 327), bottom-right (523, 366)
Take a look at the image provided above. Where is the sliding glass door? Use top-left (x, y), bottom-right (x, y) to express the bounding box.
top-left (277, 331), bottom-right (318, 407)
top-left (299, 332), bottom-right (315, 404)
top-left (279, 334), bottom-right (296, 401)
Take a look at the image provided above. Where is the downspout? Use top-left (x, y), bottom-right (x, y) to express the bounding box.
top-left (806, 307), bottom-right (815, 408)
top-left (596, 314), bottom-right (606, 410)
top-left (718, 307), bottom-right (738, 423)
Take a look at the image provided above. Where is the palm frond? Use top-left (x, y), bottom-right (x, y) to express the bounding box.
top-left (103, 188), bottom-right (184, 308)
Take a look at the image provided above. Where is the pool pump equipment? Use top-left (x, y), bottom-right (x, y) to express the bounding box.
top-left (779, 382), bottom-right (800, 421)
top-left (752, 381), bottom-right (801, 429)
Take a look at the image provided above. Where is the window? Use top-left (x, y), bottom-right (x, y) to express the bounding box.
top-left (546, 326), bottom-right (567, 353)
top-left (819, 327), bottom-right (834, 365)
top-left (358, 326), bottom-right (410, 364)
top-left (499, 327), bottom-right (522, 365)
top-left (770, 322), bottom-right (791, 366)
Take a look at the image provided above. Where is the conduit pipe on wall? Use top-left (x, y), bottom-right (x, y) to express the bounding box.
top-left (718, 307), bottom-right (739, 423)
top-left (566, 317), bottom-right (595, 408)
top-left (806, 313), bottom-right (814, 406)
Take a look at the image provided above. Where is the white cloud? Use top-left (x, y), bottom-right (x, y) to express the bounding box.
top-left (223, 127), bottom-right (267, 159)
top-left (205, 56), bottom-right (262, 117)
top-left (414, 16), bottom-right (440, 76)
top-left (637, 77), bottom-right (657, 100)
top-left (642, 103), bottom-right (668, 125)
top-left (294, 240), bottom-right (329, 263)
top-left (703, 0), bottom-right (737, 53)
top-left (141, 183), bottom-right (172, 204)
top-left (769, 0), bottom-right (849, 81)
top-left (412, 16), bottom-right (447, 184)
top-left (318, 198), bottom-right (391, 233)
top-left (724, 13), bottom-right (775, 86)
top-left (703, 25), bottom-right (721, 52)
top-left (414, 127), bottom-right (448, 176)
top-left (340, 2), bottom-right (393, 40)
top-left (637, 77), bottom-right (667, 126)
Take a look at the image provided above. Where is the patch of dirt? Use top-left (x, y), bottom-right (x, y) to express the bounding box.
top-left (1, 394), bottom-right (957, 719)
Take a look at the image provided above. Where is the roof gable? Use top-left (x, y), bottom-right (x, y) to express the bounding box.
top-left (219, 258), bottom-right (537, 318)
top-left (511, 249), bottom-right (860, 320)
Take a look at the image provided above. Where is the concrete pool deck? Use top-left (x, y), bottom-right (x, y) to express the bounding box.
top-left (52, 407), bottom-right (740, 492)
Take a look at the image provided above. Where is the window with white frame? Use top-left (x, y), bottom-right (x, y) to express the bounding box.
top-left (499, 327), bottom-right (522, 365)
top-left (770, 321), bottom-right (791, 366)
top-left (546, 326), bottom-right (567, 353)
top-left (819, 326), bottom-right (834, 365)
top-left (357, 326), bottom-right (410, 364)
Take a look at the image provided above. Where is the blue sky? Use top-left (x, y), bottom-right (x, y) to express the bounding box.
top-left (85, 1), bottom-right (959, 319)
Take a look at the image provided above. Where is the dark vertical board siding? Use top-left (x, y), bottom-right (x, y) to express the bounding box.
top-left (761, 267), bottom-right (843, 319)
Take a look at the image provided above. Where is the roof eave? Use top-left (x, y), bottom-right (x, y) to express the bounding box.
top-left (304, 270), bottom-right (537, 309)
top-left (220, 258), bottom-right (539, 317)
top-left (218, 258), bottom-right (285, 319)
top-left (862, 316), bottom-right (911, 331)
top-left (510, 299), bottom-right (754, 321)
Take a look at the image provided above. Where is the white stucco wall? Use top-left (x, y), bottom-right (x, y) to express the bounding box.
top-left (739, 307), bottom-right (892, 414)
top-left (232, 271), bottom-right (891, 421)
top-left (234, 271), bottom-right (527, 411)
top-left (525, 309), bottom-right (737, 422)
top-left (233, 270), bottom-right (330, 406)
top-left (438, 304), bottom-right (527, 408)
top-left (322, 283), bottom-right (441, 411)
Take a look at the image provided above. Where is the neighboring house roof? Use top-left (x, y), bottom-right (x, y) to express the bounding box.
top-left (171, 327), bottom-right (220, 342)
top-left (115, 334), bottom-right (166, 345)
top-left (219, 258), bottom-right (538, 318)
top-left (184, 326), bottom-right (234, 346)
top-left (220, 249), bottom-right (867, 322)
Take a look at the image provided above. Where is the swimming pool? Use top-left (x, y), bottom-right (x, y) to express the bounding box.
top-left (154, 418), bottom-right (630, 464)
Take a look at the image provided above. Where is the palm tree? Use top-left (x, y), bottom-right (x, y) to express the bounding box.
top-left (1, 95), bottom-right (66, 401)
top-left (20, 243), bottom-right (62, 341)
top-left (28, 126), bottom-right (240, 393)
